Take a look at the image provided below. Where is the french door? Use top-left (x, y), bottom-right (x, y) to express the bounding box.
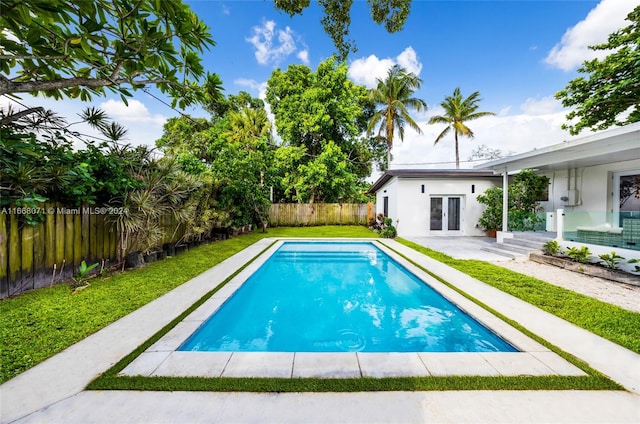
top-left (430, 196), bottom-right (461, 232)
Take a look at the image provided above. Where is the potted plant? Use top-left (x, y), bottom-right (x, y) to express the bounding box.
top-left (477, 186), bottom-right (503, 237)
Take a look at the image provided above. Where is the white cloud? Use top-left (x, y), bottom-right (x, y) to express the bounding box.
top-left (297, 49), bottom-right (310, 64)
top-left (246, 19), bottom-right (296, 65)
top-left (100, 99), bottom-right (167, 126)
top-left (545, 0), bottom-right (631, 71)
top-left (348, 47), bottom-right (422, 88)
top-left (519, 96), bottom-right (563, 116)
top-left (234, 78), bottom-right (268, 99)
top-left (396, 46), bottom-right (422, 76)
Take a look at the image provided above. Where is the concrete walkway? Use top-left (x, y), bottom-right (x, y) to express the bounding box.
top-left (404, 235), bottom-right (510, 261)
top-left (1, 238), bottom-right (639, 423)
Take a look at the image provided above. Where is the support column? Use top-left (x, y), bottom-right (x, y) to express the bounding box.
top-left (556, 208), bottom-right (564, 240)
top-left (502, 169), bottom-right (509, 232)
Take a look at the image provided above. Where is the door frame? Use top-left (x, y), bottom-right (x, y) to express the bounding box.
top-left (429, 195), bottom-right (464, 234)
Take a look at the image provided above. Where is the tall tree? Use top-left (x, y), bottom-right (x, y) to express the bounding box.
top-left (275, 0), bottom-right (412, 60)
top-left (367, 64), bottom-right (427, 168)
top-left (266, 57), bottom-right (376, 202)
top-left (0, 0), bottom-right (215, 108)
top-left (555, 5), bottom-right (640, 135)
top-left (429, 88), bottom-right (495, 169)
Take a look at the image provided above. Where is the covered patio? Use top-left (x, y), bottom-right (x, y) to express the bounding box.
top-left (475, 123), bottom-right (640, 257)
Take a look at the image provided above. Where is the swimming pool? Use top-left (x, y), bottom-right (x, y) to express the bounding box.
top-left (179, 241), bottom-right (517, 353)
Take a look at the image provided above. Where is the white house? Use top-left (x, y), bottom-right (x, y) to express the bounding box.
top-left (476, 122), bottom-right (640, 262)
top-left (367, 169), bottom-right (501, 237)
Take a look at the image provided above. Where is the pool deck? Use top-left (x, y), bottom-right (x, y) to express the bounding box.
top-left (1, 238), bottom-right (639, 423)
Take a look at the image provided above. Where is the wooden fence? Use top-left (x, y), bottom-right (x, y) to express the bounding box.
top-left (269, 203), bottom-right (374, 227)
top-left (1, 202), bottom-right (374, 298)
top-left (0, 203), bottom-right (183, 299)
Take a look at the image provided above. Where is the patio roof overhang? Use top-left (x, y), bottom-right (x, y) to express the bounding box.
top-left (474, 122), bottom-right (640, 174)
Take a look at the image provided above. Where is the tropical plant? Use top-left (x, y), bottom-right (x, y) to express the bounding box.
top-left (508, 169), bottom-right (549, 227)
top-left (0, 0), bottom-right (215, 108)
top-left (429, 88), bottom-right (496, 168)
top-left (224, 108), bottom-right (271, 145)
top-left (476, 169), bottom-right (548, 232)
top-left (555, 5), bottom-right (640, 134)
top-left (598, 251), bottom-right (625, 270)
top-left (1, 106), bottom-right (140, 223)
top-left (542, 240), bottom-right (562, 256)
top-left (476, 186), bottom-right (503, 232)
top-left (372, 213), bottom-right (397, 238)
top-left (70, 260), bottom-right (99, 292)
top-left (367, 64), bottom-right (427, 168)
top-left (114, 156), bottom-right (205, 261)
top-left (566, 246), bottom-right (591, 264)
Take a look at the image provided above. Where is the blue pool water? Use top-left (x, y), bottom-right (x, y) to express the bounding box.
top-left (179, 242), bottom-right (517, 353)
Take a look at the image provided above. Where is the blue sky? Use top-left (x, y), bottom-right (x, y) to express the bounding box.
top-left (3, 0), bottom-right (634, 170)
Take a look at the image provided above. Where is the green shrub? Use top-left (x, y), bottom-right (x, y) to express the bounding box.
top-left (372, 213), bottom-right (397, 238)
top-left (598, 251), bottom-right (625, 269)
top-left (566, 246), bottom-right (591, 264)
top-left (542, 240), bottom-right (562, 256)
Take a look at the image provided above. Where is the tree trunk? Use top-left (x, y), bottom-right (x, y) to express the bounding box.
top-left (455, 131), bottom-right (460, 169)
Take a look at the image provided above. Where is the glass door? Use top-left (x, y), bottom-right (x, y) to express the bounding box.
top-left (430, 196), bottom-right (462, 232)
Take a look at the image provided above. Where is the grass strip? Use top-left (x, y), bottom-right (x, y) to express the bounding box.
top-left (88, 374), bottom-right (619, 393)
top-left (396, 238), bottom-right (640, 354)
top-left (0, 226), bottom-right (376, 384)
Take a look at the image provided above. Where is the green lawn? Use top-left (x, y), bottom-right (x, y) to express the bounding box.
top-left (1, 226), bottom-right (637, 391)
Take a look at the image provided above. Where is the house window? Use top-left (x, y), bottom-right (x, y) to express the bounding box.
top-left (615, 171), bottom-right (640, 218)
top-left (383, 196), bottom-right (389, 217)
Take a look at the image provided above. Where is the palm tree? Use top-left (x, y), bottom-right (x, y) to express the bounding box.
top-left (429, 87), bottom-right (496, 168)
top-left (367, 65), bottom-right (427, 168)
top-left (225, 107), bottom-right (271, 147)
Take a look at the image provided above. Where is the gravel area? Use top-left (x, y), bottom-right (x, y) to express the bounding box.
top-left (494, 259), bottom-right (640, 313)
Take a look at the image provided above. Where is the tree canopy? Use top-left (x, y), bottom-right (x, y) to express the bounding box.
top-left (0, 0), bottom-right (215, 107)
top-left (275, 0), bottom-right (412, 60)
top-left (555, 5), bottom-right (640, 135)
top-left (266, 58), bottom-right (378, 203)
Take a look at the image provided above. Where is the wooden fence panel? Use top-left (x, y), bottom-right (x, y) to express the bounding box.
top-left (73, 214), bottom-right (82, 267)
top-left (0, 211), bottom-right (7, 298)
top-left (44, 209), bottom-right (55, 271)
top-left (21, 225), bottom-right (34, 291)
top-left (0, 202), bottom-right (187, 298)
top-left (64, 213), bottom-right (74, 271)
top-left (8, 213), bottom-right (20, 290)
top-left (54, 204), bottom-right (65, 270)
top-left (268, 203), bottom-right (371, 227)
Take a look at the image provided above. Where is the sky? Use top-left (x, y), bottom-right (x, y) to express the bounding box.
top-left (2, 0), bottom-right (635, 174)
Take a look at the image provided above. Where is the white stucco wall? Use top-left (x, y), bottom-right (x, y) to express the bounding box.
top-left (374, 177), bottom-right (398, 221)
top-left (376, 177), bottom-right (499, 237)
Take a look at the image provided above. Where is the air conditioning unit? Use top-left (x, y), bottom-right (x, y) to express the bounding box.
top-left (561, 189), bottom-right (579, 206)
